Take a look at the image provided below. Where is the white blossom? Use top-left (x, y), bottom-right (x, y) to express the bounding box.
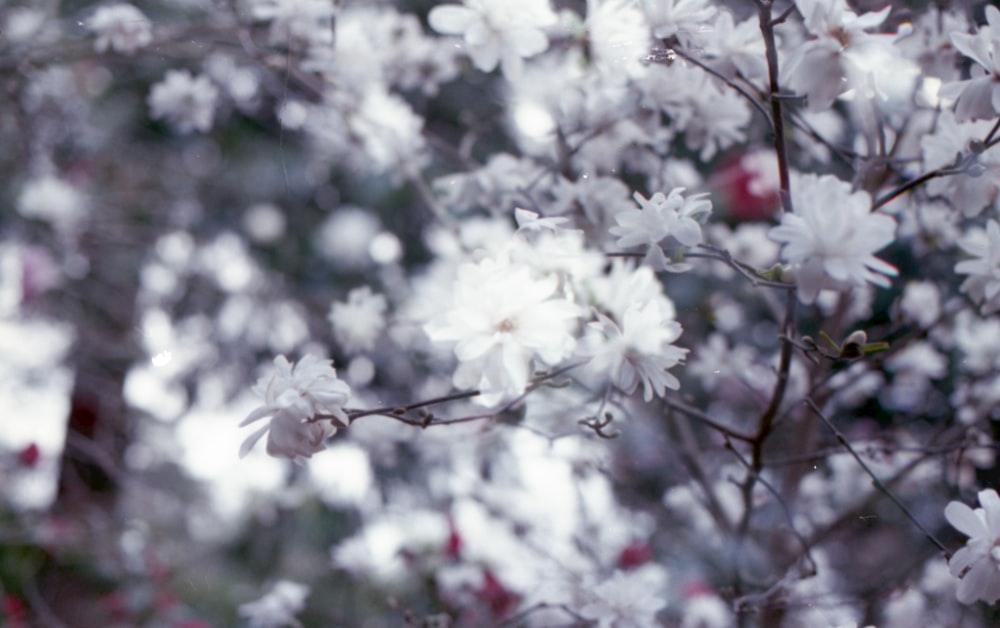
top-left (640, 0), bottom-right (717, 42)
top-left (580, 569), bottom-right (668, 627)
top-left (147, 70), bottom-right (219, 133)
top-left (328, 286), bottom-right (388, 355)
top-left (610, 188), bottom-right (712, 271)
top-left (581, 302), bottom-right (688, 401)
top-left (944, 489), bottom-right (1000, 604)
top-left (239, 355), bottom-right (351, 460)
top-left (17, 175), bottom-right (86, 233)
top-left (250, 0), bottom-right (337, 47)
top-left (428, 0), bottom-right (557, 79)
top-left (769, 173), bottom-right (897, 304)
top-left (956, 219), bottom-right (1000, 314)
top-left (941, 6), bottom-right (1000, 122)
top-left (239, 580), bottom-right (310, 628)
top-left (88, 3), bottom-right (152, 55)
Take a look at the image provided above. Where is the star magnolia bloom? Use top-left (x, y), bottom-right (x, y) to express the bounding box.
top-left (940, 6), bottom-right (1000, 122)
top-left (610, 189), bottom-right (712, 271)
top-left (944, 489), bottom-right (1000, 604)
top-left (956, 219), bottom-right (1000, 313)
top-left (768, 173), bottom-right (897, 304)
top-left (428, 0), bottom-right (557, 79)
top-left (239, 355), bottom-right (351, 460)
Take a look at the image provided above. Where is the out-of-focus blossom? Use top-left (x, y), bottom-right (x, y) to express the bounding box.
top-left (956, 219), bottom-right (1000, 314)
top-left (769, 173), bottom-right (897, 303)
top-left (239, 355), bottom-right (350, 460)
top-left (429, 0), bottom-right (557, 79)
top-left (328, 286), bottom-right (387, 355)
top-left (579, 568), bottom-right (668, 627)
top-left (640, 0), bottom-right (716, 42)
top-left (250, 0), bottom-right (337, 47)
top-left (944, 489), bottom-right (1000, 604)
top-left (941, 6), bottom-right (1000, 122)
top-left (88, 4), bottom-right (152, 55)
top-left (147, 70), bottom-right (219, 133)
top-left (17, 175), bottom-right (87, 233)
top-left (238, 580), bottom-right (310, 628)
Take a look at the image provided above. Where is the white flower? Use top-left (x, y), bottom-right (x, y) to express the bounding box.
top-left (898, 281), bottom-right (941, 328)
top-left (239, 580), bottom-right (310, 628)
top-left (610, 189), bottom-right (712, 271)
top-left (768, 173), bottom-right (897, 304)
top-left (17, 175), bottom-right (86, 233)
top-left (428, 0), bottom-right (557, 79)
top-left (944, 489), bottom-right (1000, 604)
top-left (328, 286), bottom-right (387, 354)
top-left (956, 220), bottom-right (1000, 314)
top-left (940, 6), bottom-right (1000, 122)
top-left (781, 0), bottom-right (897, 111)
top-left (580, 569), bottom-right (668, 627)
top-left (239, 355), bottom-right (351, 460)
top-left (251, 0), bottom-right (336, 47)
top-left (581, 302), bottom-right (688, 401)
top-left (147, 70), bottom-right (219, 133)
top-left (640, 0), bottom-right (717, 42)
top-left (88, 4), bottom-right (152, 55)
top-left (425, 256), bottom-right (580, 405)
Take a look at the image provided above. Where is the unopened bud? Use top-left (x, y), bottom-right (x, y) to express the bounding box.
top-left (839, 330), bottom-right (868, 360)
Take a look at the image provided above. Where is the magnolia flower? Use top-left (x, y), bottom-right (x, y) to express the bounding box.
top-left (941, 6), bottom-right (1000, 122)
top-left (428, 0), bottom-right (557, 79)
top-left (239, 355), bottom-right (351, 460)
top-left (956, 219), bottom-right (1000, 314)
top-left (580, 569), bottom-right (668, 627)
top-left (640, 0), bottom-right (717, 42)
top-left (944, 489), bottom-right (1000, 604)
top-left (88, 4), bottom-right (152, 55)
top-left (328, 286), bottom-right (388, 354)
top-left (769, 173), bottom-right (897, 304)
top-left (239, 580), bottom-right (310, 628)
top-left (17, 175), bottom-right (87, 233)
top-left (251, 0), bottom-right (337, 47)
top-left (425, 256), bottom-right (579, 405)
top-left (581, 302), bottom-right (688, 401)
top-left (610, 189), bottom-right (712, 271)
top-left (147, 70), bottom-right (219, 133)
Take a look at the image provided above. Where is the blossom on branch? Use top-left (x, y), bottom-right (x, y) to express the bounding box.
top-left (956, 219), bottom-right (1000, 314)
top-left (944, 489), bottom-right (1000, 604)
top-left (238, 580), bottom-right (310, 628)
top-left (768, 173), bottom-right (897, 304)
top-left (239, 355), bottom-right (351, 461)
top-left (88, 4), bottom-right (152, 55)
top-left (941, 6), bottom-right (1000, 122)
top-left (147, 70), bottom-right (219, 134)
top-left (428, 0), bottom-right (557, 80)
top-left (610, 188), bottom-right (712, 272)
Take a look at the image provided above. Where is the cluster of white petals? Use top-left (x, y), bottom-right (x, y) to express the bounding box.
top-left (240, 355), bottom-right (351, 461)
top-left (945, 489), bottom-right (1000, 604)
top-left (769, 173), bottom-right (897, 303)
top-left (610, 189), bottom-right (712, 271)
top-left (250, 0), bottom-right (337, 47)
top-left (88, 3), bottom-right (153, 55)
top-left (238, 580), bottom-right (310, 628)
top-left (956, 219), bottom-right (1000, 314)
top-left (941, 6), bottom-right (1000, 122)
top-left (640, 0), bottom-right (717, 42)
top-left (579, 569), bottom-right (668, 627)
top-left (147, 70), bottom-right (219, 134)
top-left (425, 255), bottom-right (580, 405)
top-left (17, 175), bottom-right (87, 233)
top-left (428, 0), bottom-right (557, 79)
top-left (328, 286), bottom-right (388, 354)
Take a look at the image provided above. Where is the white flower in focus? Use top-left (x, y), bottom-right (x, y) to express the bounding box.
top-left (940, 6), bottom-right (1000, 122)
top-left (640, 0), bottom-right (717, 42)
top-left (425, 257), bottom-right (580, 405)
top-left (582, 302), bottom-right (688, 401)
top-left (88, 4), bottom-right (152, 55)
top-left (428, 0), bottom-right (557, 79)
top-left (610, 189), bottom-right (712, 271)
top-left (147, 70), bottom-right (219, 133)
top-left (239, 580), bottom-right (310, 628)
top-left (239, 355), bottom-right (351, 460)
top-left (328, 286), bottom-right (387, 354)
top-left (768, 173), bottom-right (897, 304)
top-left (781, 0), bottom-right (896, 111)
top-left (251, 0), bottom-right (337, 47)
top-left (956, 220), bottom-right (1000, 314)
top-left (17, 175), bottom-right (86, 233)
top-left (944, 489), bottom-right (1000, 604)
top-left (580, 569), bottom-right (668, 627)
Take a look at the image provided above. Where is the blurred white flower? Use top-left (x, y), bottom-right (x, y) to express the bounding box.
top-left (640, 0), bottom-right (717, 42)
top-left (88, 3), bottom-right (152, 54)
top-left (610, 188), bottom-right (712, 271)
top-left (239, 580), bottom-right (310, 628)
top-left (429, 0), bottom-right (557, 79)
top-left (328, 286), bottom-right (387, 354)
top-left (425, 256), bottom-right (580, 405)
top-left (251, 0), bottom-right (336, 47)
top-left (239, 355), bottom-right (351, 460)
top-left (147, 70), bottom-right (219, 133)
top-left (580, 568), bottom-right (668, 627)
top-left (898, 281), bottom-right (941, 328)
top-left (769, 173), bottom-right (897, 304)
top-left (17, 175), bottom-right (87, 233)
top-left (944, 488), bottom-right (1000, 604)
top-left (956, 219), bottom-right (1000, 314)
top-left (581, 302), bottom-right (688, 401)
top-left (940, 6), bottom-right (1000, 122)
